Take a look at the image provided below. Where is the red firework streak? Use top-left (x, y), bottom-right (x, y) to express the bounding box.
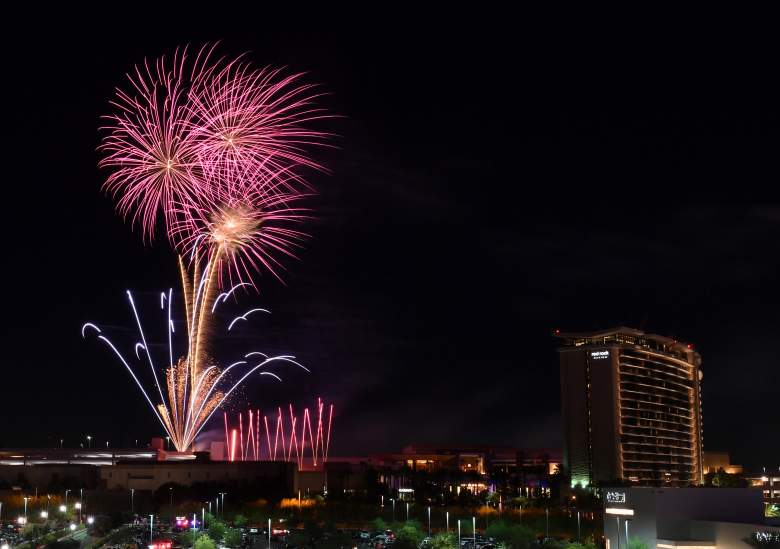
top-left (223, 398), bottom-right (334, 468)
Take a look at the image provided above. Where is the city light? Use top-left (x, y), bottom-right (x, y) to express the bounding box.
top-left (59, 505), bottom-right (67, 512)
top-left (40, 511), bottom-right (48, 518)
top-left (87, 516), bottom-right (95, 525)
top-left (17, 517), bottom-right (26, 525)
top-left (75, 503), bottom-right (82, 510)
top-left (69, 524), bottom-right (76, 531)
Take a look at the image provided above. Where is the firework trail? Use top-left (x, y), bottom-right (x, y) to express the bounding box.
top-left (82, 287), bottom-right (309, 451)
top-left (222, 401), bottom-right (334, 468)
top-left (90, 44), bottom-right (331, 451)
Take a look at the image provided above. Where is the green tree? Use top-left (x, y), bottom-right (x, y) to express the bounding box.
top-left (395, 522), bottom-right (424, 549)
top-left (567, 543), bottom-right (596, 549)
top-left (627, 538), bottom-right (649, 549)
top-left (429, 532), bottom-right (457, 549)
top-left (224, 528), bottom-right (243, 547)
top-left (485, 521), bottom-right (534, 549)
top-left (194, 534), bottom-right (217, 549)
top-left (233, 514), bottom-right (248, 528)
top-left (180, 530), bottom-right (196, 547)
top-left (566, 538), bottom-right (597, 549)
top-left (208, 520), bottom-right (227, 542)
top-left (372, 517), bottom-right (388, 532)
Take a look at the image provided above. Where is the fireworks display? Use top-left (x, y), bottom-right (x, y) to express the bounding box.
top-left (222, 398), bottom-right (334, 469)
top-left (86, 44), bottom-right (330, 451)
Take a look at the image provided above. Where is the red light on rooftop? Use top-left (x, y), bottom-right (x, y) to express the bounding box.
top-left (687, 343), bottom-right (693, 349)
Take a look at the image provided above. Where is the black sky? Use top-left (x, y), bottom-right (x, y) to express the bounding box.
top-left (2, 17), bottom-right (778, 470)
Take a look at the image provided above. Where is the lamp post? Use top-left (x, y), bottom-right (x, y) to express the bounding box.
top-left (446, 511), bottom-right (449, 534)
top-left (219, 492), bottom-right (226, 517)
top-left (472, 516), bottom-right (476, 545)
top-left (47, 495), bottom-right (51, 515)
top-left (24, 497), bottom-right (28, 522)
top-left (149, 515), bottom-right (154, 546)
top-left (169, 487), bottom-right (173, 509)
top-left (130, 489), bottom-right (135, 514)
top-left (406, 502), bottom-right (409, 522)
top-left (267, 518), bottom-right (271, 549)
top-left (577, 510), bottom-right (581, 543)
top-left (65, 489), bottom-right (71, 507)
top-left (427, 506), bottom-right (431, 536)
top-left (391, 498), bottom-right (395, 522)
top-left (545, 508), bottom-right (549, 539)
top-left (86, 436), bottom-right (91, 449)
top-left (615, 517), bottom-right (621, 549)
top-left (202, 507), bottom-right (205, 529)
top-left (75, 502), bottom-right (82, 524)
top-left (457, 520), bottom-right (461, 548)
top-left (625, 519), bottom-right (631, 549)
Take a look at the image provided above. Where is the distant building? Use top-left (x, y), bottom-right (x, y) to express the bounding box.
top-left (703, 451), bottom-right (743, 475)
top-left (556, 327), bottom-right (704, 488)
top-left (369, 445), bottom-right (561, 499)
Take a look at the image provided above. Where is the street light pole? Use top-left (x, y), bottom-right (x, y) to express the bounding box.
top-left (446, 511), bottom-right (449, 534)
top-left (220, 493), bottom-right (226, 517)
top-left (615, 517), bottom-right (621, 549)
top-left (577, 511), bottom-right (581, 543)
top-left (24, 497), bottom-right (28, 522)
top-left (391, 499), bottom-right (395, 522)
top-left (130, 489), bottom-right (134, 514)
top-left (65, 490), bottom-right (70, 508)
top-left (625, 519), bottom-right (631, 549)
top-left (406, 502), bottom-right (409, 522)
top-left (472, 516), bottom-right (476, 545)
top-left (268, 518), bottom-right (271, 549)
top-left (86, 436), bottom-right (91, 449)
top-left (427, 506), bottom-right (431, 536)
top-left (149, 515), bottom-right (154, 546)
top-left (457, 520), bottom-right (461, 548)
top-left (545, 508), bottom-right (549, 539)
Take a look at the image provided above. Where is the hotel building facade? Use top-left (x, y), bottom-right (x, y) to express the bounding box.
top-left (557, 327), bottom-right (704, 487)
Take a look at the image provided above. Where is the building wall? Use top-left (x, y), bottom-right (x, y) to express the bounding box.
top-left (100, 462), bottom-right (294, 492)
top-left (602, 487), bottom-right (767, 549)
top-left (558, 328), bottom-right (704, 487)
top-left (0, 465), bottom-right (100, 489)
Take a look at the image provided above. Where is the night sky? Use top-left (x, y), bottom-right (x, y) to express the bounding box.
top-left (3, 20), bottom-right (778, 471)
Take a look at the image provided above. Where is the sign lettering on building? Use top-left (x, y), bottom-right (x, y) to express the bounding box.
top-left (605, 491), bottom-right (626, 504)
top-left (590, 350), bottom-right (609, 360)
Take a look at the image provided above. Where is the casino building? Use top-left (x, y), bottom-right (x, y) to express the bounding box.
top-left (556, 327), bottom-right (705, 488)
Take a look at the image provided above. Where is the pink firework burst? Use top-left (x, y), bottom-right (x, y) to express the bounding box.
top-left (99, 44), bottom-right (330, 287)
top-left (172, 163), bottom-right (310, 288)
top-left (99, 45), bottom-right (215, 242)
top-left (188, 60), bottom-right (331, 199)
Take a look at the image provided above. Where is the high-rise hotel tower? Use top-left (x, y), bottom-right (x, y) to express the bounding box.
top-left (556, 327), bottom-right (704, 487)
